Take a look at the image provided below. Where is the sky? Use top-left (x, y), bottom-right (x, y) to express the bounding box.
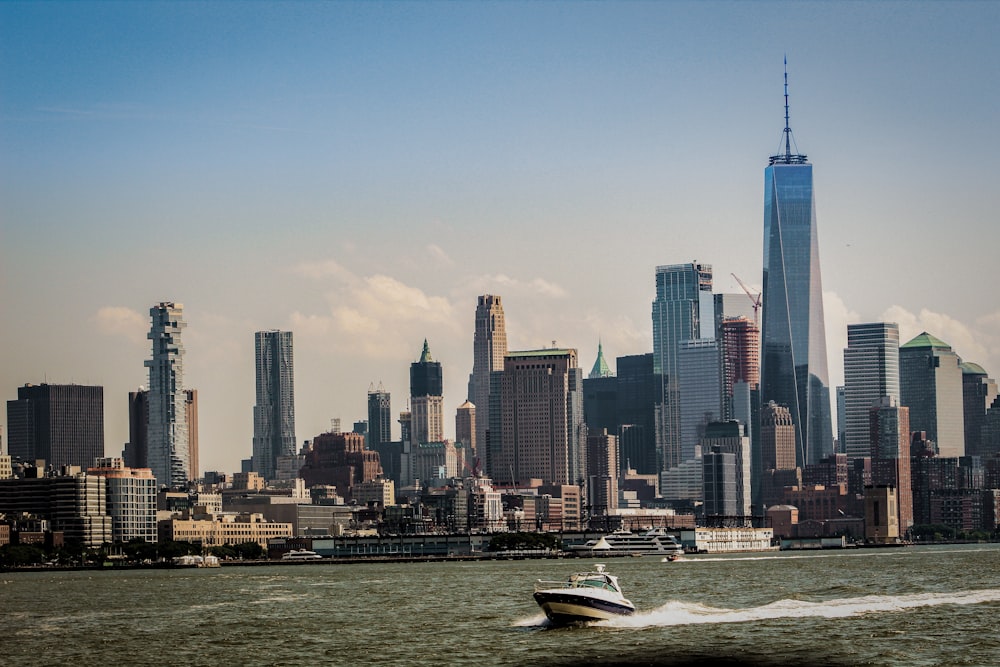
top-left (2, 1), bottom-right (999, 475)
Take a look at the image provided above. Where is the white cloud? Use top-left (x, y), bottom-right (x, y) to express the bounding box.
top-left (459, 273), bottom-right (569, 300)
top-left (822, 291), bottom-right (860, 391)
top-left (426, 243), bottom-right (454, 266)
top-left (291, 258), bottom-right (357, 284)
top-left (880, 305), bottom-right (995, 369)
top-left (93, 306), bottom-right (147, 346)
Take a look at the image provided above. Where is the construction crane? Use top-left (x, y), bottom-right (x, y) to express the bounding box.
top-left (731, 273), bottom-right (762, 328)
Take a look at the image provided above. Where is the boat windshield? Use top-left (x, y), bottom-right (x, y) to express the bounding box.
top-left (569, 574), bottom-right (618, 592)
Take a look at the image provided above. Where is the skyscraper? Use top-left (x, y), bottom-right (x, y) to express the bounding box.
top-left (900, 332), bottom-right (965, 457)
top-left (367, 382), bottom-right (392, 450)
top-left (759, 64), bottom-right (833, 467)
top-left (410, 339), bottom-right (444, 446)
top-left (252, 330), bottom-right (296, 481)
top-left (961, 362), bottom-right (998, 458)
top-left (869, 397), bottom-right (913, 531)
top-left (145, 302), bottom-right (189, 487)
top-left (185, 389), bottom-right (199, 481)
top-left (843, 322), bottom-right (900, 460)
top-left (677, 338), bottom-right (722, 462)
top-left (497, 348), bottom-right (585, 487)
top-left (471, 295), bottom-right (507, 460)
top-left (651, 261), bottom-right (714, 470)
top-left (6, 383), bottom-right (104, 468)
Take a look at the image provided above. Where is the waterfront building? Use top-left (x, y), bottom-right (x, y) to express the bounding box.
top-left (864, 486), bottom-right (900, 544)
top-left (843, 323), bottom-right (900, 460)
top-left (900, 332), bottom-right (965, 457)
top-left (961, 362), bottom-right (998, 458)
top-left (367, 383), bottom-right (392, 451)
top-left (910, 453), bottom-right (985, 530)
top-left (586, 429), bottom-right (619, 516)
top-left (252, 330), bottom-right (296, 482)
top-left (759, 66), bottom-right (833, 467)
top-left (869, 397), bottom-right (913, 531)
top-left (87, 457), bottom-right (158, 543)
top-left (679, 526), bottom-right (775, 553)
top-left (145, 302), bottom-right (189, 487)
top-left (470, 295), bottom-right (507, 462)
top-left (496, 349), bottom-right (585, 487)
top-left (162, 512), bottom-right (292, 549)
top-left (652, 262), bottom-right (714, 471)
top-left (0, 469), bottom-right (112, 547)
top-left (6, 383), bottom-right (104, 469)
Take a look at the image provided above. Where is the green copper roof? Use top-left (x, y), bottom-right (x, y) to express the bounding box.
top-left (901, 331), bottom-right (951, 350)
top-left (419, 338), bottom-right (433, 362)
top-left (589, 340), bottom-right (613, 379)
top-left (961, 361), bottom-right (987, 375)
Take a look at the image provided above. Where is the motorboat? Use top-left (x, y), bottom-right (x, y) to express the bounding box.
top-left (281, 549), bottom-right (323, 561)
top-left (533, 563), bottom-right (635, 624)
top-left (661, 553), bottom-right (683, 563)
top-left (569, 528), bottom-right (684, 557)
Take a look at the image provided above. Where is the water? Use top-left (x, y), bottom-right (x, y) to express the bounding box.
top-left (3, 544), bottom-right (999, 666)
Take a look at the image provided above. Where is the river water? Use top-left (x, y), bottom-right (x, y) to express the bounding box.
top-left (3, 543), bottom-right (999, 666)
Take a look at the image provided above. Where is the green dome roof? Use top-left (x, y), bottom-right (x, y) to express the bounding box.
top-left (961, 361), bottom-right (988, 375)
top-left (901, 331), bottom-right (951, 350)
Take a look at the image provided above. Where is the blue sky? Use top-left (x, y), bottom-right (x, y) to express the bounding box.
top-left (3, 2), bottom-right (999, 473)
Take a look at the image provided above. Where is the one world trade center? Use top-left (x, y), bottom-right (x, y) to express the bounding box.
top-left (760, 62), bottom-right (834, 467)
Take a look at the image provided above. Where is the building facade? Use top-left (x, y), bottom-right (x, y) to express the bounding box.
top-left (759, 69), bottom-right (833, 467)
top-left (497, 349), bottom-right (585, 487)
top-left (6, 383), bottom-right (104, 469)
top-left (900, 332), bottom-right (965, 457)
top-left (145, 302), bottom-right (189, 487)
top-left (88, 458), bottom-right (158, 543)
top-left (869, 397), bottom-right (913, 531)
top-left (652, 261), bottom-right (714, 471)
top-left (961, 362), bottom-right (998, 458)
top-left (471, 295), bottom-right (507, 461)
top-left (367, 383), bottom-right (392, 451)
top-left (843, 322), bottom-right (900, 460)
top-left (252, 330), bottom-right (296, 482)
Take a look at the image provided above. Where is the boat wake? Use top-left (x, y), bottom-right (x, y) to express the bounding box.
top-left (515, 589), bottom-right (1000, 628)
top-left (604, 589), bottom-right (1000, 628)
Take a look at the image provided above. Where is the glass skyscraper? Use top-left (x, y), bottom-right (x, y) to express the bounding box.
top-left (843, 322), bottom-right (900, 460)
top-left (252, 330), bottom-right (296, 481)
top-left (759, 67), bottom-right (833, 467)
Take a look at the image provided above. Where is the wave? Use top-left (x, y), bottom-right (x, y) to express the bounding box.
top-left (514, 589), bottom-right (1000, 628)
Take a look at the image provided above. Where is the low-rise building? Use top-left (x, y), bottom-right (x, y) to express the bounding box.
top-left (161, 512), bottom-right (293, 548)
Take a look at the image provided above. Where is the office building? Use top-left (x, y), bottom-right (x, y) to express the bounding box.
top-left (868, 397), bottom-right (912, 531)
top-left (455, 400), bottom-right (475, 458)
top-left (368, 382), bottom-right (392, 450)
top-left (410, 339), bottom-right (444, 447)
top-left (145, 302), bottom-right (189, 487)
top-left (470, 295), bottom-right (507, 461)
top-left (0, 470), bottom-right (112, 547)
top-left (961, 362), bottom-right (998, 458)
top-left (703, 447), bottom-right (738, 517)
top-left (677, 338), bottom-right (722, 462)
top-left (760, 401), bottom-right (796, 471)
top-left (586, 429), bottom-right (619, 516)
top-left (185, 389), bottom-right (199, 481)
top-left (843, 322), bottom-right (900, 460)
top-left (6, 383), bottom-right (104, 469)
top-left (652, 261), bottom-right (714, 470)
top-left (900, 332), bottom-right (965, 457)
top-left (496, 348), bottom-right (585, 487)
top-left (702, 421), bottom-right (752, 517)
top-left (615, 354), bottom-right (662, 476)
top-left (759, 66), bottom-right (834, 466)
top-left (252, 330), bottom-right (296, 482)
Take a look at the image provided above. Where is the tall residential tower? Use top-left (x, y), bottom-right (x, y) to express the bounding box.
top-left (145, 302), bottom-right (189, 487)
top-left (470, 295), bottom-right (507, 462)
top-left (252, 330), bottom-right (296, 481)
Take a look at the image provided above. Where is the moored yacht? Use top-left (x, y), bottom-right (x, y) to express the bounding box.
top-left (569, 528), bottom-right (684, 556)
top-left (533, 563), bottom-right (635, 624)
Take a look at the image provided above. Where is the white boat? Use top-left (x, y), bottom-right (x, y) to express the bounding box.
top-left (533, 563), bottom-right (635, 624)
top-left (570, 528), bottom-right (684, 556)
top-left (281, 549), bottom-right (323, 561)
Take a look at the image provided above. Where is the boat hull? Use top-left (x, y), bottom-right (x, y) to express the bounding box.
top-left (533, 591), bottom-right (635, 624)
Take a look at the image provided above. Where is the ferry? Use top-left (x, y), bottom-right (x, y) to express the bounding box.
top-left (570, 528), bottom-right (684, 557)
top-left (281, 549), bottom-right (323, 561)
top-left (533, 563), bottom-right (635, 624)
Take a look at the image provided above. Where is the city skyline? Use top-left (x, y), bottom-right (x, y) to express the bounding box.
top-left (3, 3), bottom-right (999, 474)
